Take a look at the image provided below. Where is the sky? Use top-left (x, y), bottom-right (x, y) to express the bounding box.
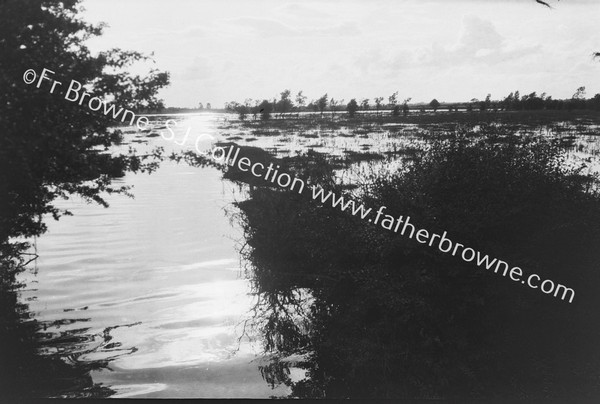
top-left (82, 0), bottom-right (600, 108)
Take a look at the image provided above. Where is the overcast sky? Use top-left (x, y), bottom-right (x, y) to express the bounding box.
top-left (83, 0), bottom-right (600, 108)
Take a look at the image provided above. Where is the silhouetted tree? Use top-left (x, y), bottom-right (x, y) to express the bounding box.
top-left (0, 0), bottom-right (169, 397)
top-left (573, 86), bottom-right (586, 100)
top-left (258, 99), bottom-right (272, 120)
top-left (374, 96), bottom-right (384, 116)
top-left (361, 98), bottom-right (370, 112)
top-left (479, 94), bottom-right (491, 112)
top-left (317, 94), bottom-right (328, 117)
top-left (346, 99), bottom-right (359, 118)
top-left (227, 101), bottom-right (248, 120)
top-left (252, 99), bottom-right (260, 120)
top-left (0, 0), bottom-right (169, 245)
top-left (277, 89), bottom-right (294, 118)
top-left (389, 91), bottom-right (398, 116)
top-left (295, 91), bottom-right (307, 118)
top-left (329, 98), bottom-right (339, 119)
top-left (402, 98), bottom-right (411, 115)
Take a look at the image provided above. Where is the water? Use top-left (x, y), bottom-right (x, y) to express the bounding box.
top-left (16, 113), bottom-right (288, 398)
top-left (14, 112), bottom-right (600, 397)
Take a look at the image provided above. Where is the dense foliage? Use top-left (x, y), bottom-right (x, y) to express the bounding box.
top-left (0, 0), bottom-right (169, 244)
top-left (0, 0), bottom-right (169, 397)
top-left (233, 128), bottom-right (600, 399)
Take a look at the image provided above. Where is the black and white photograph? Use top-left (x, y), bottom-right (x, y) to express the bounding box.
top-left (1, 0), bottom-right (600, 400)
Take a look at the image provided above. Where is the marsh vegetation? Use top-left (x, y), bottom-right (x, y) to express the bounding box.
top-left (201, 111), bottom-right (600, 399)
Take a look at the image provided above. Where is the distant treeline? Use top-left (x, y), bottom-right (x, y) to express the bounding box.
top-left (221, 87), bottom-right (600, 120)
top-left (461, 87), bottom-right (600, 113)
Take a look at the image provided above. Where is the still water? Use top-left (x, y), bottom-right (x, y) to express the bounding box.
top-left (17, 113), bottom-right (288, 398)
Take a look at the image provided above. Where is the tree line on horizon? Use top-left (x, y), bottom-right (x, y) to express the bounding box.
top-left (222, 87), bottom-right (600, 121)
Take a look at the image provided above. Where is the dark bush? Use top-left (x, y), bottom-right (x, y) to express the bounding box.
top-left (234, 128), bottom-right (600, 399)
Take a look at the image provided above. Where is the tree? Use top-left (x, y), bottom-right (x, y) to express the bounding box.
top-left (295, 91), bottom-right (307, 118)
top-left (252, 99), bottom-right (260, 120)
top-left (244, 98), bottom-right (253, 118)
top-left (226, 101), bottom-right (249, 120)
top-left (225, 101), bottom-right (238, 113)
top-left (238, 104), bottom-right (249, 120)
top-left (346, 99), bottom-right (359, 118)
top-left (374, 96), bottom-right (384, 116)
top-left (469, 98), bottom-right (479, 112)
top-left (389, 91), bottom-right (399, 116)
top-left (198, 102), bottom-right (204, 110)
top-left (0, 0), bottom-right (169, 396)
top-left (308, 100), bottom-right (319, 115)
top-left (361, 98), bottom-right (370, 112)
top-left (514, 91), bottom-right (521, 110)
top-left (277, 89), bottom-right (294, 118)
top-left (571, 86), bottom-right (587, 110)
top-left (329, 98), bottom-right (338, 119)
top-left (272, 97), bottom-right (278, 118)
top-left (479, 94), bottom-right (491, 112)
top-left (501, 92), bottom-right (514, 111)
top-left (206, 102), bottom-right (212, 109)
top-left (430, 98), bottom-right (440, 112)
top-left (317, 94), bottom-right (328, 117)
top-left (572, 86), bottom-right (586, 100)
top-left (402, 98), bottom-right (411, 115)
top-left (0, 0), bottom-right (169, 245)
top-left (258, 99), bottom-right (272, 120)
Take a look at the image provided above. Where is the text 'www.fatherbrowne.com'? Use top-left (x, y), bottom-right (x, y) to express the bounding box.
top-left (22, 66), bottom-right (575, 304)
top-left (215, 145), bottom-right (575, 304)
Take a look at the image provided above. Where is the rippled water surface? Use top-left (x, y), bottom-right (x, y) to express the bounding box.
top-left (18, 113), bottom-right (289, 398)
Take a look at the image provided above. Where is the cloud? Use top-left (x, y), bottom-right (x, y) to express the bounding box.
top-left (227, 17), bottom-right (297, 36)
top-left (459, 16), bottom-right (504, 51)
top-left (225, 17), bottom-right (360, 38)
top-left (276, 3), bottom-right (332, 20)
top-left (83, 0), bottom-right (600, 106)
top-left (179, 57), bottom-right (214, 81)
top-left (313, 21), bottom-right (360, 37)
top-left (354, 48), bottom-right (416, 79)
top-left (418, 16), bottom-right (541, 68)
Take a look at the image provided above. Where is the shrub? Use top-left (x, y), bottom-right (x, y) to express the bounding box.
top-left (234, 128), bottom-right (600, 399)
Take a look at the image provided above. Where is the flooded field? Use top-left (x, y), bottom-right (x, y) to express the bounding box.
top-left (15, 111), bottom-right (600, 398)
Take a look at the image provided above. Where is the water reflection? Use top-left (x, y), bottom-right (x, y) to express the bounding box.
top-left (1, 279), bottom-right (116, 398)
top-left (13, 114), bottom-right (290, 397)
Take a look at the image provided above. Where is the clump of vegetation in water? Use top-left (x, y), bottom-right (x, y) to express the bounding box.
top-left (233, 127), bottom-right (600, 399)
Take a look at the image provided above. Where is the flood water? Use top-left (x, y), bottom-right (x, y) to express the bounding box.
top-left (17, 113), bottom-right (288, 398)
top-left (15, 112), bottom-right (600, 398)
